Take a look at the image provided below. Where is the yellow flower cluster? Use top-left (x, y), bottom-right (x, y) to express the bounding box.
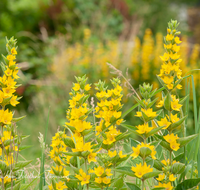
top-left (95, 79), bottom-right (123, 145)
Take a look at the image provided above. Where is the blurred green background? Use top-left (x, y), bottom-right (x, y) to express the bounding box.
top-left (1, 0), bottom-right (200, 160)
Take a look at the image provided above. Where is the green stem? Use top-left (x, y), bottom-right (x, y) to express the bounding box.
top-left (142, 179), bottom-right (145, 190)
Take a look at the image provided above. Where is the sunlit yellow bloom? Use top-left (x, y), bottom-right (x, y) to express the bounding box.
top-left (11, 47), bottom-right (17, 55)
top-left (88, 152), bottom-right (97, 163)
top-left (169, 174), bottom-right (176, 181)
top-left (157, 117), bottom-right (171, 129)
top-left (84, 84), bottom-right (91, 91)
top-left (170, 140), bottom-right (180, 151)
top-left (171, 100), bottom-right (182, 111)
top-left (156, 173), bottom-right (165, 181)
top-left (94, 166), bottom-right (104, 177)
top-left (75, 169), bottom-right (90, 185)
top-left (166, 34), bottom-right (174, 41)
top-left (108, 150), bottom-right (117, 157)
top-left (164, 133), bottom-right (179, 143)
top-left (73, 83), bottom-right (80, 91)
top-left (174, 37), bottom-right (181, 44)
top-left (131, 162), bottom-right (153, 178)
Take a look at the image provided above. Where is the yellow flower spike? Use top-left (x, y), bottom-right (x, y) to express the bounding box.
top-left (156, 173), bottom-right (165, 181)
top-left (157, 117), bottom-right (171, 129)
top-left (171, 99), bottom-right (182, 111)
top-left (169, 174), bottom-right (176, 181)
top-left (136, 123), bottom-right (152, 134)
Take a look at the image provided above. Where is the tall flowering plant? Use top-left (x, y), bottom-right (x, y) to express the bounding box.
top-left (0, 37), bottom-right (31, 190)
top-left (48, 20), bottom-right (200, 190)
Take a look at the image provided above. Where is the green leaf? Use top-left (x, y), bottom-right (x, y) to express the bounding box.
top-left (139, 147), bottom-right (151, 159)
top-left (172, 162), bottom-right (185, 174)
top-left (151, 188), bottom-right (165, 190)
top-left (177, 134), bottom-right (198, 148)
top-left (143, 171), bottom-right (162, 180)
top-left (125, 182), bottom-right (141, 190)
top-left (154, 134), bottom-right (171, 151)
top-left (174, 178), bottom-right (200, 190)
top-left (12, 115), bottom-right (26, 122)
top-left (63, 137), bottom-right (75, 148)
top-left (121, 124), bottom-right (140, 136)
top-left (19, 145), bottom-right (33, 151)
top-left (7, 183), bottom-right (20, 190)
top-left (150, 87), bottom-right (165, 98)
top-left (114, 167), bottom-right (135, 177)
top-left (147, 97), bottom-right (158, 109)
top-left (168, 116), bottom-right (187, 131)
top-left (133, 96), bottom-right (145, 107)
top-left (122, 103), bottom-right (139, 119)
top-left (13, 160), bottom-right (32, 172)
top-left (115, 132), bottom-right (131, 141)
top-left (179, 94), bottom-right (189, 104)
top-left (113, 177), bottom-right (124, 189)
top-left (0, 161), bottom-right (8, 173)
top-left (63, 151), bottom-right (81, 157)
top-left (164, 93), bottom-right (171, 111)
top-left (146, 126), bottom-right (164, 137)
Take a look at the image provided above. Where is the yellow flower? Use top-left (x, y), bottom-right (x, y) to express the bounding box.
top-left (174, 36), bottom-right (182, 44)
top-left (84, 84), bottom-right (91, 91)
top-left (10, 95), bottom-right (20, 106)
top-left (131, 146), bottom-right (140, 159)
top-left (73, 83), bottom-right (80, 91)
top-left (164, 133), bottom-right (179, 143)
top-left (156, 173), bottom-right (165, 181)
top-left (135, 111), bottom-right (142, 117)
top-left (160, 53), bottom-right (170, 61)
top-left (94, 166), bottom-right (104, 177)
top-left (7, 55), bottom-right (16, 61)
top-left (108, 150), bottom-right (117, 157)
top-left (170, 140), bottom-right (180, 151)
top-left (4, 68), bottom-right (12, 76)
top-left (166, 34), bottom-right (174, 41)
top-left (156, 100), bottom-right (164, 108)
top-left (105, 168), bottom-right (113, 176)
top-left (157, 117), bottom-right (171, 129)
top-left (136, 123), bottom-right (152, 134)
top-left (171, 100), bottom-right (182, 111)
top-left (0, 109), bottom-right (13, 125)
top-left (131, 162), bottom-right (153, 178)
top-left (11, 47), bottom-right (17, 55)
top-left (102, 177), bottom-right (111, 184)
top-left (119, 150), bottom-right (127, 158)
top-left (56, 181), bottom-right (68, 190)
top-left (75, 169), bottom-right (90, 185)
top-left (167, 113), bottom-right (179, 123)
top-left (88, 152), bottom-right (97, 163)
top-left (141, 108), bottom-right (157, 118)
top-left (155, 182), bottom-right (173, 190)
top-left (169, 174), bottom-right (176, 181)
top-left (95, 177), bottom-right (102, 184)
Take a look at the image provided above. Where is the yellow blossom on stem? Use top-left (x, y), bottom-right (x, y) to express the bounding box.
top-left (171, 99), bottom-right (182, 111)
top-left (131, 162), bottom-right (153, 178)
top-left (169, 174), bottom-right (176, 181)
top-left (94, 166), bottom-right (104, 177)
top-left (108, 150), bottom-right (117, 157)
top-left (164, 133), bottom-right (179, 143)
top-left (119, 150), bottom-right (127, 158)
top-left (75, 169), bottom-right (90, 185)
top-left (88, 152), bottom-right (97, 163)
top-left (157, 117), bottom-right (171, 129)
top-left (156, 173), bottom-right (165, 181)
